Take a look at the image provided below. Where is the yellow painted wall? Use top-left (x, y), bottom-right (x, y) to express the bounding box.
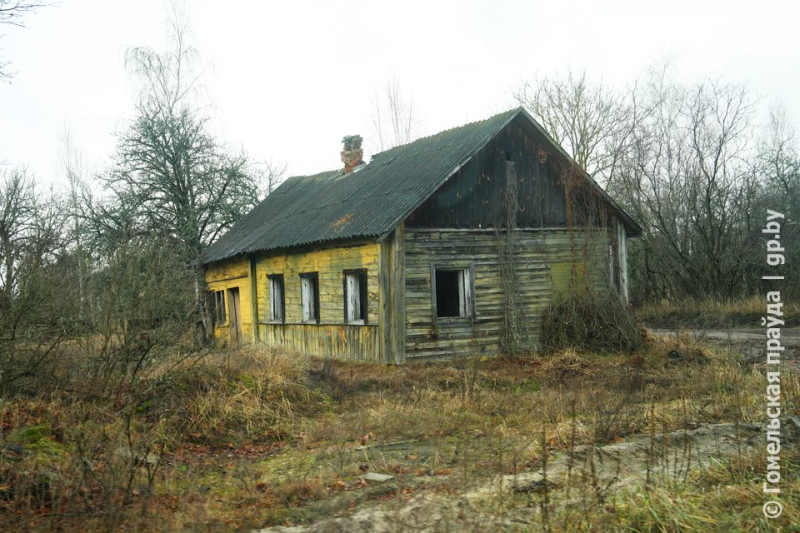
top-left (262, 324), bottom-right (380, 361)
top-left (205, 257), bottom-right (253, 343)
top-left (205, 241), bottom-right (382, 356)
top-left (255, 241), bottom-right (380, 325)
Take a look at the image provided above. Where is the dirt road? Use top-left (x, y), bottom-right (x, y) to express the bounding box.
top-left (255, 421), bottom-right (797, 532)
top-left (255, 327), bottom-right (800, 532)
top-left (651, 327), bottom-right (800, 363)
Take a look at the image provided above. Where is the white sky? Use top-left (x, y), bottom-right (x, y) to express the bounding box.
top-left (2, 0), bottom-right (800, 188)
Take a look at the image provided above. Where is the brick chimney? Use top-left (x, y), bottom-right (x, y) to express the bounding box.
top-left (341, 135), bottom-right (364, 174)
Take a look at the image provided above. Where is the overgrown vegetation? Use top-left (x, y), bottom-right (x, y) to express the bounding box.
top-left (541, 292), bottom-right (644, 353)
top-left (0, 333), bottom-right (795, 531)
top-left (1, 5), bottom-right (797, 531)
top-left (0, 8), bottom-right (282, 394)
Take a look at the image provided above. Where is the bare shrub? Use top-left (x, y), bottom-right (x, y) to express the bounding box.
top-left (541, 292), bottom-right (644, 353)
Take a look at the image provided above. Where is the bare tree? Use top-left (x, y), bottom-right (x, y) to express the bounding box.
top-left (0, 167), bottom-right (66, 338)
top-left (0, 169), bottom-right (65, 390)
top-left (614, 76), bottom-right (763, 299)
top-left (115, 3), bottom-right (260, 255)
top-left (0, 167), bottom-right (36, 330)
top-left (100, 4), bottom-right (260, 340)
top-left (757, 102), bottom-right (800, 298)
top-left (125, 2), bottom-right (206, 115)
top-left (517, 66), bottom-right (787, 302)
top-left (0, 1), bottom-right (51, 80)
top-left (59, 128), bottom-right (92, 321)
top-left (250, 159), bottom-right (287, 196)
top-left (107, 107), bottom-right (256, 257)
top-left (369, 77), bottom-right (421, 152)
top-left (760, 102), bottom-right (800, 220)
top-left (513, 69), bottom-right (651, 188)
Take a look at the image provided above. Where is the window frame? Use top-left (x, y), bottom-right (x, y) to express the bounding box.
top-left (430, 264), bottom-right (475, 328)
top-left (267, 274), bottom-right (285, 323)
top-left (213, 290), bottom-right (227, 325)
top-left (342, 268), bottom-right (368, 325)
top-left (299, 272), bottom-right (320, 324)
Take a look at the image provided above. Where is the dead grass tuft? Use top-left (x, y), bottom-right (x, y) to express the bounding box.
top-left (539, 351), bottom-right (598, 379)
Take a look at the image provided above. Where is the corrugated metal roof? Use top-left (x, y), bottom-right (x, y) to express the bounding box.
top-left (201, 108), bottom-right (521, 264)
top-left (201, 107), bottom-right (641, 265)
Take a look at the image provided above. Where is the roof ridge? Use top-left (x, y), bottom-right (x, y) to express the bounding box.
top-left (278, 108), bottom-right (523, 185)
top-left (369, 107), bottom-right (522, 159)
top-left (200, 106), bottom-right (640, 265)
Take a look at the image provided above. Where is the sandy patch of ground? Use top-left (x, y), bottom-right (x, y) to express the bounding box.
top-left (256, 420), bottom-right (796, 532)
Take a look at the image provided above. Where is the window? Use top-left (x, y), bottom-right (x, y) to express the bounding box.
top-left (616, 222), bottom-right (629, 302)
top-left (343, 269), bottom-right (368, 324)
top-left (434, 267), bottom-right (473, 318)
top-left (300, 273), bottom-right (320, 323)
top-left (268, 275), bottom-right (285, 322)
top-left (213, 290), bottom-right (226, 324)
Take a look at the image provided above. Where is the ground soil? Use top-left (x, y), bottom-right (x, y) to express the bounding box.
top-left (652, 327), bottom-right (800, 364)
top-left (252, 328), bottom-right (800, 532)
top-left (256, 420), bottom-right (798, 532)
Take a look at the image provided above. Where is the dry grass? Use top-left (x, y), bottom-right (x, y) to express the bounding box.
top-left (568, 448), bottom-right (800, 532)
top-left (0, 334), bottom-right (796, 531)
top-left (638, 295), bottom-right (800, 328)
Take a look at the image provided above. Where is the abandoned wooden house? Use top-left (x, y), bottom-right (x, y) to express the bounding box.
top-left (201, 108), bottom-right (640, 362)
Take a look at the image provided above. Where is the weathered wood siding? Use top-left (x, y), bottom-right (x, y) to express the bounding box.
top-left (404, 228), bottom-right (612, 359)
top-left (261, 324), bottom-right (379, 360)
top-left (206, 257), bottom-right (254, 343)
top-left (405, 114), bottom-right (569, 229)
top-left (379, 224), bottom-right (406, 364)
top-left (253, 241), bottom-right (382, 361)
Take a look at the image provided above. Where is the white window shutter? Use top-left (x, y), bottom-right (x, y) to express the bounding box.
top-left (346, 273), bottom-right (363, 324)
top-left (301, 277), bottom-right (314, 321)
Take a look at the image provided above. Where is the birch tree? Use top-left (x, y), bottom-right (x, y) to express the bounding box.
top-left (102, 5), bottom-right (260, 338)
top-left (369, 77), bottom-right (421, 152)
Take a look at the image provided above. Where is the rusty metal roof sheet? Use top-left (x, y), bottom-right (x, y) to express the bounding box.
top-left (201, 108), bottom-right (641, 264)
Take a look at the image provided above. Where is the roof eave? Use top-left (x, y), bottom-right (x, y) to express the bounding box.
top-left (202, 234), bottom-right (384, 266)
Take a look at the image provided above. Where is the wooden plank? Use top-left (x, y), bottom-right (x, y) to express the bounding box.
top-left (393, 222), bottom-right (406, 364)
top-left (262, 323), bottom-right (380, 362)
top-left (403, 227), bottom-right (613, 359)
top-left (250, 241), bottom-right (382, 360)
top-left (249, 256), bottom-right (259, 343)
top-left (379, 230), bottom-right (393, 363)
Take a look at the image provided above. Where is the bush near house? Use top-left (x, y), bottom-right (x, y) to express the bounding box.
top-left (541, 292), bottom-right (644, 353)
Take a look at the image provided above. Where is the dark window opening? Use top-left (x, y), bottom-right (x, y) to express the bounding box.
top-left (213, 290), bottom-right (226, 325)
top-left (435, 269), bottom-right (469, 318)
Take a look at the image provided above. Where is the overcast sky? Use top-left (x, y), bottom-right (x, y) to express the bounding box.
top-left (2, 0), bottom-right (800, 188)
